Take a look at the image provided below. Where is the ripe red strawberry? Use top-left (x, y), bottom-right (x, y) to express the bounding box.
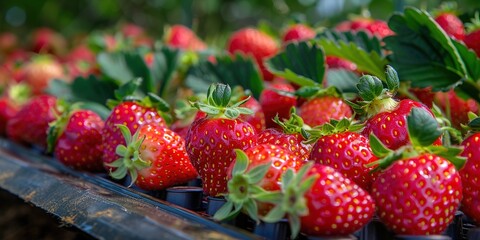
top-left (165, 25), bottom-right (207, 51)
top-left (22, 55), bottom-right (65, 95)
top-left (0, 84), bottom-right (30, 136)
top-left (459, 117), bottom-right (480, 225)
top-left (259, 81), bottom-right (297, 128)
top-left (185, 83), bottom-right (256, 196)
top-left (335, 18), bottom-right (393, 38)
top-left (282, 24), bottom-right (316, 44)
top-left (435, 89), bottom-right (479, 130)
top-left (214, 144), bottom-right (305, 220)
top-left (372, 154), bottom-right (462, 235)
top-left (298, 95), bottom-right (352, 127)
top-left (435, 12), bottom-right (465, 40)
top-left (325, 56), bottom-right (357, 72)
top-left (355, 66), bottom-right (441, 150)
top-left (309, 119), bottom-right (378, 191)
top-left (256, 111), bottom-right (313, 161)
top-left (107, 123), bottom-right (198, 190)
top-left (238, 94), bottom-right (265, 133)
top-left (6, 94), bottom-right (60, 149)
top-left (370, 107), bottom-right (464, 235)
top-left (48, 109), bottom-right (104, 172)
top-left (227, 28), bottom-right (279, 81)
top-left (465, 14), bottom-right (480, 57)
top-left (261, 163), bottom-right (375, 238)
top-left (30, 27), bottom-right (67, 56)
top-left (102, 100), bottom-right (168, 170)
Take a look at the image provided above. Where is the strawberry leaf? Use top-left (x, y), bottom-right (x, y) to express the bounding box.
top-left (385, 65), bottom-right (400, 92)
top-left (317, 30), bottom-right (388, 80)
top-left (384, 7), bottom-right (480, 101)
top-left (407, 107), bottom-right (442, 147)
top-left (316, 29), bottom-right (384, 56)
top-left (265, 41), bottom-right (325, 86)
top-left (98, 51), bottom-right (154, 94)
top-left (325, 69), bottom-right (359, 94)
top-left (262, 204), bottom-right (286, 223)
top-left (185, 54), bottom-right (264, 99)
top-left (213, 200), bottom-right (235, 221)
top-left (232, 149), bottom-right (249, 176)
top-left (149, 47), bottom-right (180, 98)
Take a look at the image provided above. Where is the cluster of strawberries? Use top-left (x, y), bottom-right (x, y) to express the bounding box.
top-left (0, 5), bottom-right (479, 239)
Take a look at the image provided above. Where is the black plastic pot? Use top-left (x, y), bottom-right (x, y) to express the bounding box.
top-left (206, 196), bottom-right (227, 216)
top-left (395, 235), bottom-right (451, 240)
top-left (468, 228), bottom-right (480, 240)
top-left (354, 217), bottom-right (395, 240)
top-left (253, 219), bottom-right (290, 240)
top-left (444, 211), bottom-right (464, 240)
top-left (165, 186), bottom-right (203, 211)
top-left (307, 235), bottom-right (357, 240)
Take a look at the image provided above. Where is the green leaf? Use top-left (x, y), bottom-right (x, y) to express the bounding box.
top-left (384, 7), bottom-right (480, 101)
top-left (232, 149), bottom-right (249, 176)
top-left (150, 47), bottom-right (180, 98)
top-left (261, 204), bottom-right (286, 223)
top-left (317, 30), bottom-right (387, 80)
top-left (369, 134), bottom-right (392, 157)
top-left (316, 29), bottom-right (384, 56)
top-left (288, 214), bottom-right (301, 239)
top-left (212, 83), bottom-right (231, 107)
top-left (146, 93), bottom-right (171, 112)
top-left (185, 54), bottom-right (264, 99)
top-left (468, 117), bottom-right (480, 129)
top-left (253, 191), bottom-right (283, 204)
top-left (247, 163), bottom-right (271, 184)
top-left (325, 69), bottom-right (360, 94)
top-left (265, 41), bottom-right (325, 86)
top-left (407, 107), bottom-right (442, 147)
top-left (114, 78), bottom-right (142, 101)
top-left (98, 51), bottom-right (154, 93)
top-left (243, 200), bottom-right (259, 223)
top-left (110, 166), bottom-right (128, 180)
top-left (281, 169), bottom-right (294, 191)
top-left (116, 124), bottom-right (132, 145)
top-left (212, 200), bottom-right (234, 221)
top-left (115, 145), bottom-right (128, 156)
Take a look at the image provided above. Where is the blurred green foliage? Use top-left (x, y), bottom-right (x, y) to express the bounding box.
top-left (1, 0), bottom-right (480, 46)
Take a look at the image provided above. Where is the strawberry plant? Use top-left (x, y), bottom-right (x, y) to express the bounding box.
top-left (185, 83), bottom-right (256, 196)
top-left (370, 107), bottom-right (465, 235)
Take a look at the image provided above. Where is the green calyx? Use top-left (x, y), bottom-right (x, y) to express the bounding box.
top-left (106, 124), bottom-right (151, 186)
top-left (368, 107), bottom-right (466, 171)
top-left (260, 161), bottom-right (318, 239)
top-left (273, 107), bottom-right (312, 138)
top-left (213, 149), bottom-right (271, 223)
top-left (349, 65), bottom-right (400, 118)
top-left (305, 117), bottom-right (364, 144)
top-left (466, 12), bottom-right (480, 34)
top-left (192, 83), bottom-right (253, 119)
top-left (46, 100), bottom-right (79, 153)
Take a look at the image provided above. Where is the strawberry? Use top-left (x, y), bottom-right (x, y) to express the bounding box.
top-left (465, 13), bottom-right (480, 57)
top-left (213, 145), bottom-right (305, 221)
top-left (256, 110), bottom-right (312, 161)
top-left (239, 96), bottom-right (266, 133)
top-left (165, 25), bottom-right (207, 51)
top-left (298, 95), bottom-right (352, 127)
top-left (370, 107), bottom-right (464, 235)
top-left (227, 28), bottom-right (279, 81)
top-left (101, 80), bottom-right (169, 170)
top-left (49, 109), bottom-right (105, 172)
top-left (282, 24), bottom-right (316, 44)
top-left (185, 83), bottom-right (256, 196)
top-left (308, 118), bottom-right (378, 191)
top-left (0, 84), bottom-right (30, 136)
top-left (325, 56), bottom-right (357, 72)
top-left (107, 123), bottom-right (198, 190)
top-left (261, 162), bottom-right (375, 238)
top-left (22, 55), bottom-right (65, 95)
top-left (434, 89), bottom-right (479, 129)
top-left (0, 32), bottom-right (17, 55)
top-left (336, 18), bottom-right (393, 39)
top-left (353, 66), bottom-right (441, 150)
top-left (259, 81), bottom-right (297, 128)
top-left (30, 27), bottom-right (67, 56)
top-left (459, 116), bottom-right (480, 225)
top-left (6, 94), bottom-right (61, 150)
top-left (435, 13), bottom-right (465, 40)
